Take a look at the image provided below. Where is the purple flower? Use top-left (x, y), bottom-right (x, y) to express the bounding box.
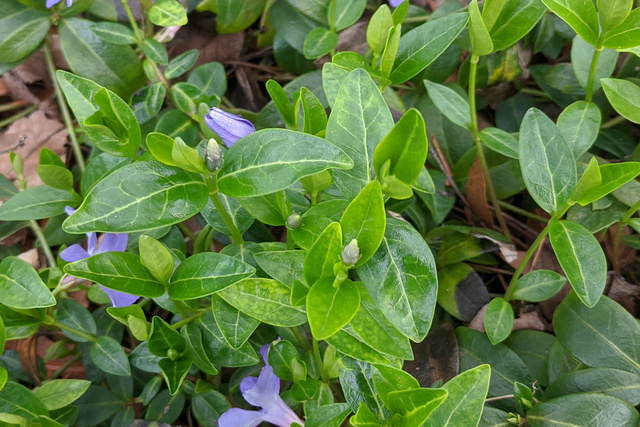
top-left (60, 207), bottom-right (139, 308)
top-left (46, 0), bottom-right (72, 8)
top-left (219, 344), bottom-right (305, 427)
top-left (388, 0), bottom-right (405, 7)
top-left (204, 107), bottom-right (256, 148)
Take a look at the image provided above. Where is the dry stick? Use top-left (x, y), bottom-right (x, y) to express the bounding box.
top-left (428, 135), bottom-right (469, 207)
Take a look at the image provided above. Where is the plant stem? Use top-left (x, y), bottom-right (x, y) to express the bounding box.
top-left (468, 55), bottom-right (511, 240)
top-left (612, 198), bottom-right (640, 272)
top-left (47, 318), bottom-right (98, 343)
top-left (170, 310), bottom-right (205, 330)
top-left (45, 352), bottom-right (83, 381)
top-left (601, 115), bottom-right (627, 129)
top-left (177, 222), bottom-right (196, 241)
top-left (498, 201), bottom-right (549, 224)
top-left (121, 0), bottom-right (144, 42)
top-left (312, 338), bottom-right (328, 383)
top-left (585, 48), bottom-right (602, 102)
top-left (29, 220), bottom-right (57, 267)
top-left (211, 192), bottom-right (244, 243)
top-left (0, 105), bottom-right (37, 128)
top-left (290, 326), bottom-right (311, 351)
top-left (519, 88), bottom-right (551, 98)
top-left (43, 41), bottom-right (85, 172)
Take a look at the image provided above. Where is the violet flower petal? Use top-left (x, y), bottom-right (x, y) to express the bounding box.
top-left (218, 408), bottom-right (266, 427)
top-left (64, 206), bottom-right (76, 216)
top-left (60, 244), bottom-right (90, 263)
top-left (66, 0), bottom-right (73, 6)
top-left (260, 343), bottom-right (270, 364)
top-left (262, 400), bottom-right (306, 427)
top-left (388, 0), bottom-right (404, 6)
top-left (86, 233), bottom-right (98, 256)
top-left (204, 107), bottom-right (256, 148)
top-left (100, 286), bottom-right (140, 308)
top-left (98, 233), bottom-right (128, 253)
top-left (46, 0), bottom-right (61, 7)
top-left (241, 366), bottom-right (280, 407)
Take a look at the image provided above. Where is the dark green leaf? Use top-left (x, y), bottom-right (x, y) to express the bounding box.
top-left (304, 28), bottom-right (338, 59)
top-left (0, 257), bottom-right (55, 309)
top-left (90, 336), bottom-right (131, 376)
top-left (0, 0), bottom-right (50, 63)
top-left (165, 50), bottom-right (199, 80)
top-left (479, 127), bottom-right (519, 159)
top-left (485, 0), bottom-right (547, 51)
top-left (0, 186), bottom-right (77, 221)
top-left (556, 100), bottom-right (601, 158)
top-left (159, 354), bottom-right (191, 395)
top-left (0, 382), bottom-right (48, 421)
top-left (328, 0), bottom-right (366, 31)
top-left (90, 22), bottom-right (137, 45)
top-left (527, 394), bottom-right (639, 426)
top-left (182, 324), bottom-right (218, 376)
top-left (540, 0), bottom-right (599, 45)
top-left (149, 316), bottom-right (186, 357)
top-left (56, 298), bottom-right (96, 342)
top-left (545, 368), bottom-right (640, 405)
top-left (509, 269), bottom-right (566, 302)
top-left (268, 340), bottom-right (307, 382)
top-left (142, 38), bottom-right (169, 65)
top-left (211, 294), bottom-right (259, 349)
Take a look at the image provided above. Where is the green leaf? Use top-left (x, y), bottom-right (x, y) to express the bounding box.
top-left (148, 0), bottom-right (187, 27)
top-left (424, 81), bottom-right (470, 129)
top-left (340, 180), bottom-right (386, 267)
top-left (198, 311), bottom-right (260, 367)
top-left (149, 316), bottom-right (186, 357)
top-left (202, 195), bottom-right (255, 235)
top-left (386, 388), bottom-right (447, 426)
top-left (56, 298), bottom-right (97, 342)
top-left (159, 354), bottom-right (192, 395)
top-left (367, 4), bottom-right (393, 55)
top-left (306, 403), bottom-right (351, 427)
top-left (549, 220), bottom-right (606, 307)
top-left (573, 162), bottom-right (640, 206)
top-left (0, 186), bottom-right (77, 221)
top-left (142, 38), bottom-right (169, 65)
top-left (390, 13), bottom-right (468, 84)
top-left (298, 87), bottom-right (328, 136)
top-left (171, 137), bottom-right (207, 173)
top-left (182, 324), bottom-right (218, 376)
top-left (253, 250), bottom-right (305, 287)
top-left (602, 8), bottom-right (640, 49)
top-left (556, 100), bottom-right (601, 158)
top-left (509, 269), bottom-right (566, 302)
top-left (266, 79), bottom-right (296, 128)
top-left (307, 277), bottom-right (360, 340)
top-left (325, 69), bottom-right (393, 199)
top-left (598, 0), bottom-right (633, 31)
top-left (540, 0), bottom-right (599, 45)
top-left (571, 37), bottom-right (618, 94)
top-left (139, 235), bottom-right (174, 283)
top-left (33, 380), bottom-right (91, 411)
top-left (168, 252), bottom-right (255, 300)
top-left (485, 0), bottom-right (547, 51)
top-left (479, 127), bottom-right (519, 159)
top-left (0, 0), bottom-right (50, 63)
top-left (165, 50), bottom-right (199, 79)
top-left (545, 368), bottom-right (640, 405)
top-left (191, 390), bottom-right (230, 427)
top-left (357, 218), bottom-right (438, 342)
top-left (217, 278), bottom-right (308, 327)
top-left (219, 129), bottom-right (353, 198)
top-left (519, 108), bottom-right (576, 215)
top-left (0, 382), bottom-right (48, 421)
top-left (188, 62), bottom-right (227, 99)
top-left (483, 298), bottom-right (514, 344)
top-left (554, 292), bottom-right (640, 375)
top-left (304, 222), bottom-right (343, 286)
top-left (64, 252), bottom-right (166, 298)
top-left (373, 108), bottom-right (428, 185)
top-left (268, 340), bottom-right (307, 382)
top-left (527, 394), bottom-right (640, 426)
top-left (90, 22), bottom-right (137, 45)
top-left (90, 336), bottom-right (131, 376)
top-left (468, 0), bottom-right (493, 56)
top-left (304, 28), bottom-right (338, 59)
top-left (132, 83), bottom-right (166, 124)
top-left (74, 385), bottom-right (122, 426)
top-left (601, 78), bottom-right (640, 124)
top-left (211, 0), bottom-right (266, 34)
top-left (0, 257), bottom-right (55, 309)
top-left (59, 18), bottom-right (144, 99)
top-left (37, 165), bottom-right (74, 191)
top-left (424, 365), bottom-right (491, 427)
top-left (505, 330), bottom-right (555, 387)
top-left (456, 327), bottom-right (534, 397)
top-left (56, 70), bottom-right (101, 122)
top-left (63, 160), bottom-right (208, 233)
top-left (328, 0), bottom-right (366, 31)
top-left (379, 24), bottom-right (401, 79)
top-left (211, 294), bottom-right (259, 349)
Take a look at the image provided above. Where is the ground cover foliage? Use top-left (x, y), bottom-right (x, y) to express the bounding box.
top-left (1, 0), bottom-right (640, 425)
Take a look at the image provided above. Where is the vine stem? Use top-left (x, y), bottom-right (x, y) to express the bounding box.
top-left (170, 310), bottom-right (205, 330)
top-left (585, 48), bottom-right (602, 102)
top-left (29, 220), bottom-right (57, 268)
top-left (121, 0), bottom-right (144, 42)
top-left (43, 41), bottom-right (85, 172)
top-left (498, 201), bottom-right (549, 224)
top-left (468, 55), bottom-right (511, 240)
top-left (312, 338), bottom-right (329, 383)
top-left (211, 192), bottom-right (244, 244)
top-left (612, 198), bottom-right (640, 272)
top-left (0, 105), bottom-right (38, 128)
top-left (290, 326), bottom-right (311, 351)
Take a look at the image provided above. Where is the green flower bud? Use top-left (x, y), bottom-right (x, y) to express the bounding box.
top-left (341, 239), bottom-right (360, 267)
top-left (287, 212), bottom-right (302, 229)
top-left (167, 349), bottom-right (179, 361)
top-left (205, 139), bottom-right (222, 172)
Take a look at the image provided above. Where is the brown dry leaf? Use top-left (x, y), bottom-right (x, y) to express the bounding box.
top-left (606, 271), bottom-right (640, 317)
top-left (466, 158), bottom-right (495, 227)
top-left (337, 22), bottom-right (368, 55)
top-left (605, 225), bottom-right (637, 270)
top-left (18, 248), bottom-right (40, 269)
top-left (513, 311), bottom-right (546, 332)
top-left (19, 334), bottom-right (41, 385)
top-left (168, 28), bottom-right (245, 65)
top-left (12, 51), bottom-right (51, 86)
top-left (403, 322), bottom-right (459, 387)
top-left (1, 110), bottom-right (67, 187)
top-left (468, 303), bottom-right (487, 332)
top-left (2, 71), bottom-right (40, 105)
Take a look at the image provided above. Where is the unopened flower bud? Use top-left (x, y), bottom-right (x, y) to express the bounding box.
top-left (341, 239), bottom-right (360, 267)
top-left (287, 212), bottom-right (302, 229)
top-left (205, 139), bottom-right (222, 172)
top-left (204, 107), bottom-right (256, 148)
top-left (167, 349), bottom-right (179, 361)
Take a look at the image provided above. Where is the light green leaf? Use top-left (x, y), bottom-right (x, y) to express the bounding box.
top-left (484, 298), bottom-right (514, 345)
top-left (0, 257), bottom-right (55, 309)
top-left (540, 0), bottom-right (599, 45)
top-left (509, 270), bottom-right (567, 302)
top-left (601, 78), bottom-right (640, 124)
top-left (556, 100), bottom-right (601, 158)
top-left (33, 380), bottom-right (91, 411)
top-left (148, 0), bottom-right (187, 27)
top-left (468, 0), bottom-right (493, 56)
top-left (307, 278), bottom-right (360, 340)
top-left (424, 81), bottom-right (470, 130)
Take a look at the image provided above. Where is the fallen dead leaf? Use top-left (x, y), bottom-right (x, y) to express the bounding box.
top-left (18, 248), bottom-right (40, 269)
top-left (466, 157), bottom-right (495, 227)
top-left (606, 271), bottom-right (640, 317)
top-left (468, 303), bottom-right (488, 332)
top-left (403, 322), bottom-right (459, 387)
top-left (513, 311), bottom-right (546, 332)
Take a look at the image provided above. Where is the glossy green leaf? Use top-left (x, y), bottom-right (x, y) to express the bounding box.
top-left (139, 235), bottom-right (174, 283)
top-left (307, 278), bottom-right (360, 340)
top-left (602, 8), bottom-right (640, 49)
top-left (357, 218), bottom-right (437, 342)
top-left (132, 83), bottom-right (166, 124)
top-left (219, 129), bottom-right (352, 198)
top-left (188, 62), bottom-right (227, 98)
top-left (424, 81), bottom-right (470, 130)
top-left (519, 108), bottom-right (576, 215)
top-left (202, 195), bottom-right (255, 235)
top-left (59, 18), bottom-right (144, 99)
top-left (148, 0), bottom-right (187, 27)
top-left (0, 257), bottom-right (55, 309)
top-left (253, 250), bottom-right (305, 287)
top-left (528, 394), bottom-right (639, 426)
top-left (367, 4), bottom-right (393, 55)
top-left (339, 180), bottom-right (386, 267)
top-left (484, 298), bottom-right (514, 344)
top-left (182, 324), bottom-right (218, 376)
top-left (304, 222), bottom-right (343, 286)
top-left (601, 78), bottom-right (640, 124)
top-left (468, 0), bottom-right (493, 55)
top-left (479, 127), bottom-right (519, 159)
top-left (64, 252), bottom-right (166, 298)
top-left (556, 101), bottom-right (601, 158)
top-left (63, 161), bottom-right (208, 233)
top-left (387, 388), bottom-right (447, 426)
top-left (164, 49), bottom-right (199, 79)
top-left (554, 292), bottom-right (640, 375)
top-left (379, 24), bottom-right (401, 79)
top-left (571, 37), bottom-right (618, 94)
top-left (159, 354), bottom-right (192, 395)
top-left (90, 336), bottom-right (131, 376)
top-left (549, 220), bottom-right (606, 307)
top-left (56, 298), bottom-right (97, 342)
top-left (149, 316), bottom-right (186, 357)
top-left (598, 0), bottom-right (633, 31)
top-left (0, 186), bottom-right (77, 221)
top-left (390, 13), bottom-right (468, 84)
top-left (211, 294), bottom-right (259, 349)
top-left (509, 269), bottom-right (566, 302)
top-left (327, 0), bottom-right (366, 31)
top-left (266, 79), bottom-right (296, 128)
top-left (425, 365), bottom-right (490, 427)
top-left (505, 330), bottom-right (555, 388)
top-left (545, 368), bottom-right (640, 405)
top-left (540, 0), bottom-right (599, 45)
top-left (485, 0), bottom-right (546, 51)
top-left (0, 0), bottom-right (50, 63)
top-left (218, 278), bottom-right (307, 327)
top-left (0, 382), bottom-right (48, 421)
top-left (33, 380), bottom-right (91, 411)
top-left (268, 340), bottom-right (307, 382)
top-left (90, 22), bottom-right (137, 45)
top-left (304, 27), bottom-right (338, 59)
top-left (142, 38), bottom-right (169, 65)
top-left (573, 162), bottom-right (640, 206)
top-left (306, 403), bottom-right (351, 427)
top-left (212, 0), bottom-right (266, 34)
top-left (191, 389), bottom-right (230, 426)
top-left (198, 311), bottom-right (260, 367)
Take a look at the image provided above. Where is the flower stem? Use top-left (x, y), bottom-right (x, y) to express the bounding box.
top-left (468, 55), bottom-right (511, 240)
top-left (43, 40), bottom-right (85, 172)
top-left (29, 220), bottom-right (57, 268)
top-left (585, 47), bottom-right (602, 103)
top-left (312, 338), bottom-right (329, 383)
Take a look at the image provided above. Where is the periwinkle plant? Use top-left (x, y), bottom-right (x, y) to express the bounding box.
top-left (0, 0), bottom-right (639, 426)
